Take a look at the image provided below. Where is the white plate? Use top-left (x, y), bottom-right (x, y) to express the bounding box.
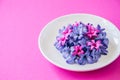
top-left (38, 14), bottom-right (120, 71)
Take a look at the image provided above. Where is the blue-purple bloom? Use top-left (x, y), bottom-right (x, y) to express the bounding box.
top-left (54, 22), bottom-right (109, 65)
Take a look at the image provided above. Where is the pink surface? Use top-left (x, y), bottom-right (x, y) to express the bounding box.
top-left (0, 0), bottom-right (120, 80)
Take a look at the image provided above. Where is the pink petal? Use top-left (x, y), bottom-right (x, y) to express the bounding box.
top-left (91, 45), bottom-right (94, 50)
top-left (87, 34), bottom-right (93, 38)
top-left (87, 42), bottom-right (92, 46)
top-left (80, 50), bottom-right (84, 54)
top-left (95, 40), bottom-right (102, 49)
top-left (61, 40), bottom-right (66, 45)
top-left (75, 22), bottom-right (79, 26)
top-left (96, 40), bottom-right (101, 44)
top-left (91, 40), bottom-right (95, 43)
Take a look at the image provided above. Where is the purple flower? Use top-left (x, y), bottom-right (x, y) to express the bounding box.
top-left (54, 22), bottom-right (109, 65)
top-left (66, 55), bottom-right (76, 64)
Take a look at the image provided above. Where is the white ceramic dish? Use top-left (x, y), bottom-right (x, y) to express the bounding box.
top-left (38, 14), bottom-right (120, 71)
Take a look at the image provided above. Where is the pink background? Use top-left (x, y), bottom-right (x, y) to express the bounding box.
top-left (0, 0), bottom-right (120, 80)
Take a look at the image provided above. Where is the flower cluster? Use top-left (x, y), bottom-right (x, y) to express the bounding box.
top-left (54, 22), bottom-right (109, 65)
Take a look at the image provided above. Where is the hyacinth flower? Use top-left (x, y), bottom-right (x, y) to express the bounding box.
top-left (87, 40), bottom-right (102, 50)
top-left (57, 27), bottom-right (72, 45)
top-left (72, 45), bottom-right (84, 56)
top-left (77, 54), bottom-right (87, 65)
top-left (102, 38), bottom-right (109, 48)
top-left (66, 55), bottom-right (76, 64)
top-left (87, 24), bottom-right (99, 38)
top-left (57, 36), bottom-right (67, 45)
top-left (97, 25), bottom-right (105, 32)
top-left (54, 22), bottom-right (109, 65)
top-left (62, 27), bottom-right (72, 37)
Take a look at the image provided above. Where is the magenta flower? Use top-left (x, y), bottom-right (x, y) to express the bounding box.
top-left (62, 27), bottom-right (72, 37)
top-left (72, 45), bottom-right (84, 56)
top-left (87, 40), bottom-right (102, 50)
top-left (87, 25), bottom-right (99, 38)
top-left (57, 36), bottom-right (67, 45)
top-left (57, 27), bottom-right (72, 45)
top-left (75, 22), bottom-right (79, 27)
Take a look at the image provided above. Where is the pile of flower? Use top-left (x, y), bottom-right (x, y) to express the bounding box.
top-left (54, 22), bottom-right (109, 65)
